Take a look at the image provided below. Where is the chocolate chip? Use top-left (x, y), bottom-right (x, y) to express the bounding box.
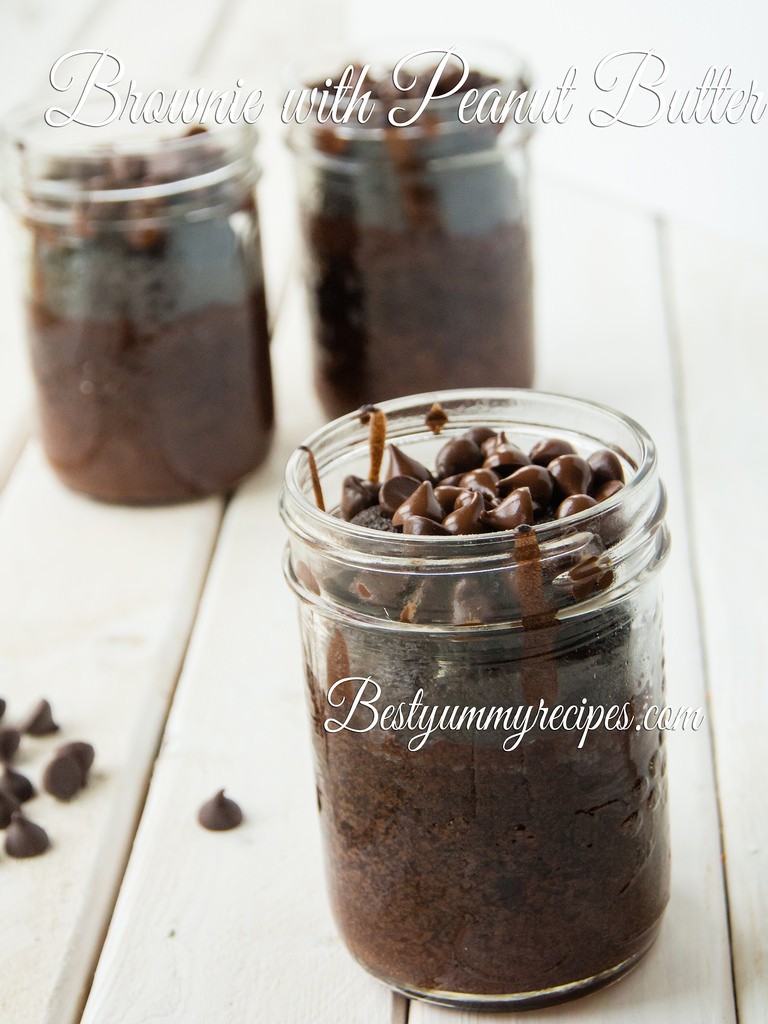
top-left (438, 473), bottom-right (465, 487)
top-left (434, 485), bottom-right (463, 515)
top-left (462, 426), bottom-right (496, 447)
top-left (588, 449), bottom-right (625, 489)
top-left (392, 481), bottom-right (443, 527)
top-left (443, 491), bottom-right (486, 534)
top-left (481, 432), bottom-right (508, 457)
top-left (198, 790), bottom-right (243, 831)
top-left (384, 445), bottom-right (432, 483)
top-left (0, 790), bottom-right (19, 829)
top-left (56, 741), bottom-right (95, 783)
top-left (402, 515), bottom-right (450, 535)
top-left (556, 494), bottom-right (598, 518)
top-left (0, 698), bottom-right (5, 722)
top-left (379, 475), bottom-right (420, 515)
top-left (43, 754), bottom-right (84, 802)
top-left (497, 465), bottom-right (553, 505)
top-left (425, 403), bottom-right (448, 434)
top-left (483, 487), bottom-right (535, 530)
top-left (483, 443), bottom-right (530, 476)
top-left (435, 438), bottom-right (483, 478)
top-left (529, 437), bottom-right (576, 466)
top-left (0, 727), bottom-right (20, 764)
top-left (20, 699), bottom-right (59, 736)
top-left (549, 455), bottom-right (592, 498)
top-left (569, 553), bottom-right (615, 599)
top-left (350, 505), bottom-right (400, 532)
top-left (5, 812), bottom-right (50, 858)
top-left (340, 475), bottom-right (380, 520)
top-left (593, 479), bottom-right (624, 502)
top-left (0, 768), bottom-right (35, 803)
top-left (459, 468), bottom-right (499, 492)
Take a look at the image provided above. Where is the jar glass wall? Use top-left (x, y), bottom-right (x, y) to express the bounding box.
top-left (281, 389), bottom-right (671, 1010)
top-left (1, 109), bottom-right (274, 504)
top-left (287, 43), bottom-right (536, 419)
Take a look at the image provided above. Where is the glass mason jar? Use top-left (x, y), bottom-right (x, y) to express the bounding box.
top-left (287, 43), bottom-right (535, 419)
top-left (1, 109), bottom-right (274, 503)
top-left (281, 389), bottom-right (671, 1010)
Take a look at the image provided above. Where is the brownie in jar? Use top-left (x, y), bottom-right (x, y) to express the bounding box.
top-left (14, 123), bottom-right (274, 503)
top-left (289, 51), bottom-right (535, 419)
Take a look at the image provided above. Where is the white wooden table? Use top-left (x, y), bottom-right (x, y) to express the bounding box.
top-left (0, 2), bottom-right (765, 1022)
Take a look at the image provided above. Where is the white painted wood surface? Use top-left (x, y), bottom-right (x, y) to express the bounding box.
top-left (0, 1), bottom-right (764, 1021)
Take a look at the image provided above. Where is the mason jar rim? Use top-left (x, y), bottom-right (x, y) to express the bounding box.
top-left (0, 101), bottom-right (259, 215)
top-left (281, 388), bottom-right (657, 556)
top-left (284, 35), bottom-right (535, 146)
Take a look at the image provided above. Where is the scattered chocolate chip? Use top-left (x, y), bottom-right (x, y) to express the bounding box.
top-left (340, 475), bottom-right (381, 520)
top-left (498, 465), bottom-right (554, 505)
top-left (5, 811), bottom-right (50, 858)
top-left (198, 790), bottom-right (243, 831)
top-left (392, 481), bottom-right (444, 527)
top-left (403, 515), bottom-right (450, 536)
top-left (557, 494), bottom-right (598, 518)
top-left (20, 699), bottom-right (59, 736)
top-left (379, 475), bottom-right (420, 515)
top-left (484, 442), bottom-right (530, 476)
top-left (588, 449), bottom-right (625, 489)
top-left (443, 491), bottom-right (486, 534)
top-left (0, 768), bottom-right (35, 803)
top-left (425, 403), bottom-right (448, 434)
top-left (435, 438), bottom-right (483, 478)
top-left (463, 426), bottom-right (496, 447)
top-left (350, 504), bottom-right (401, 532)
top-left (483, 487), bottom-right (535, 530)
top-left (0, 698), bottom-right (5, 722)
top-left (593, 479), bottom-right (624, 502)
top-left (0, 790), bottom-right (19, 829)
top-left (43, 754), bottom-right (84, 802)
top-left (529, 437), bottom-right (576, 466)
top-left (0, 727), bottom-right (20, 764)
top-left (56, 741), bottom-right (96, 783)
top-left (384, 444), bottom-right (432, 484)
top-left (549, 455), bottom-right (592, 498)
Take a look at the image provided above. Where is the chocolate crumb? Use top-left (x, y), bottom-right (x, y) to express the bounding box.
top-left (43, 754), bottom-right (84, 801)
top-left (5, 811), bottom-right (50, 858)
top-left (20, 699), bottom-right (59, 736)
top-left (198, 790), bottom-right (243, 831)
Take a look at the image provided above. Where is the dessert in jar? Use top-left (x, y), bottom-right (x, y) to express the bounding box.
top-left (287, 43), bottom-right (535, 419)
top-left (1, 109), bottom-right (274, 503)
top-left (281, 389), bottom-right (671, 1010)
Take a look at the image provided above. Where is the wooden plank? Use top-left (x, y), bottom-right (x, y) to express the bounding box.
top-left (409, 177), bottom-right (736, 1023)
top-left (0, 4), bottom-right (234, 1023)
top-left (0, 444), bottom-right (222, 1024)
top-left (81, 279), bottom-right (402, 1023)
top-left (663, 222), bottom-right (768, 1023)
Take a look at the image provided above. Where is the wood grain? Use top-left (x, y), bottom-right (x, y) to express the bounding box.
top-left (663, 221), bottom-right (768, 1023)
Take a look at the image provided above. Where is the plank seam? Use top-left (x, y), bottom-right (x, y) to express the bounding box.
top-left (655, 215), bottom-right (740, 1024)
top-left (71, 497), bottom-right (229, 1023)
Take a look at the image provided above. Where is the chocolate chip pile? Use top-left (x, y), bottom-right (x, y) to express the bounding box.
top-left (337, 412), bottom-right (625, 536)
top-left (0, 697), bottom-right (95, 859)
